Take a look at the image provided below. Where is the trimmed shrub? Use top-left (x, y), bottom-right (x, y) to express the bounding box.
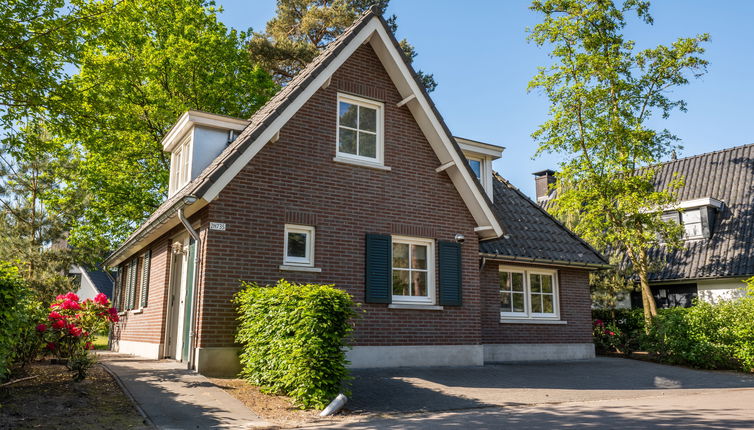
top-left (234, 280), bottom-right (358, 409)
top-left (0, 262), bottom-right (36, 381)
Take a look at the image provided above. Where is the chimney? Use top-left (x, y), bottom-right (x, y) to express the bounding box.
top-left (533, 169), bottom-right (556, 202)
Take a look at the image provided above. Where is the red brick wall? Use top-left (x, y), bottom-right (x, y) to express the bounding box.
top-left (112, 235), bottom-right (174, 345)
top-left (198, 43), bottom-right (482, 349)
top-left (480, 261), bottom-right (593, 344)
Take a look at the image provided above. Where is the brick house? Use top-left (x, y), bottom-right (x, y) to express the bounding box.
top-left (104, 8), bottom-right (607, 376)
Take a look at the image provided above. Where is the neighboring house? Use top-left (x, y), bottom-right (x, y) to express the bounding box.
top-left (103, 8), bottom-right (607, 376)
top-left (69, 265), bottom-right (114, 301)
top-left (533, 143), bottom-right (754, 309)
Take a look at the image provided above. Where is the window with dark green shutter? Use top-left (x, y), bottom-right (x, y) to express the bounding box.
top-left (438, 241), bottom-right (462, 306)
top-left (140, 250), bottom-right (151, 308)
top-left (365, 234), bottom-right (392, 304)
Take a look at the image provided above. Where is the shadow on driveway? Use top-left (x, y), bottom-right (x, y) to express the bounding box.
top-left (345, 357), bottom-right (754, 414)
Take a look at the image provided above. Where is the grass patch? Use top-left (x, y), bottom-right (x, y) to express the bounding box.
top-left (92, 334), bottom-right (109, 350)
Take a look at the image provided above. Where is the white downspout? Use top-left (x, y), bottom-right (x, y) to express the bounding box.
top-left (177, 196), bottom-right (201, 371)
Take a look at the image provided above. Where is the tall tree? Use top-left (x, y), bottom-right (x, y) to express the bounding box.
top-left (248, 0), bottom-right (437, 91)
top-left (0, 120), bottom-right (82, 299)
top-left (527, 0), bottom-right (708, 326)
top-left (52, 0), bottom-right (277, 255)
top-left (0, 0), bottom-right (80, 128)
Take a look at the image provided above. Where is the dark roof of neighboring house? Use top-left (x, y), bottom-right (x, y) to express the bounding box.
top-left (86, 269), bottom-right (114, 299)
top-left (480, 174), bottom-right (608, 268)
top-left (647, 143), bottom-right (754, 281)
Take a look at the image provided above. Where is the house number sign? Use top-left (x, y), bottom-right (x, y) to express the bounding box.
top-left (209, 222), bottom-right (227, 231)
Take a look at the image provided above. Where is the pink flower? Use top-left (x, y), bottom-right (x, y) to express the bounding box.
top-left (36, 323), bottom-right (47, 332)
top-left (48, 311), bottom-right (62, 320)
top-left (64, 292), bottom-right (79, 302)
top-left (60, 299), bottom-right (81, 310)
top-left (94, 293), bottom-right (109, 306)
top-left (46, 342), bottom-right (56, 351)
top-left (55, 294), bottom-right (65, 301)
top-left (594, 319), bottom-right (604, 327)
top-left (68, 326), bottom-right (83, 337)
top-left (52, 319), bottom-right (65, 330)
top-left (85, 341), bottom-right (94, 350)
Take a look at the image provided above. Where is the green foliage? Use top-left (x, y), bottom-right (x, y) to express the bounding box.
top-left (248, 0), bottom-right (436, 91)
top-left (234, 280), bottom-right (358, 409)
top-left (0, 121), bottom-right (82, 299)
top-left (49, 0), bottom-right (277, 257)
top-left (0, 261), bottom-right (39, 381)
top-left (528, 0), bottom-right (708, 322)
top-left (644, 295), bottom-right (754, 371)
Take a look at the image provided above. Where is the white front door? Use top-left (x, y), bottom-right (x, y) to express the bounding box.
top-left (165, 236), bottom-right (189, 359)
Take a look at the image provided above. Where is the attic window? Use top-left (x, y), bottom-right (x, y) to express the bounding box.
top-left (661, 203), bottom-right (718, 241)
top-left (169, 136), bottom-right (192, 196)
top-left (681, 209), bottom-right (703, 239)
top-left (336, 94), bottom-right (383, 165)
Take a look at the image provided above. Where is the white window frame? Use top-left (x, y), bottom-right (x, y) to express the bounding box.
top-left (283, 224), bottom-right (315, 267)
top-left (466, 156), bottom-right (484, 181)
top-left (335, 93), bottom-right (384, 166)
top-left (391, 236), bottom-right (435, 305)
top-left (169, 135), bottom-right (192, 196)
top-left (681, 208), bottom-right (704, 240)
top-left (499, 265), bottom-right (560, 320)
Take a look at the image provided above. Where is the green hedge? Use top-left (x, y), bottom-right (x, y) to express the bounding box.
top-left (0, 262), bottom-right (39, 382)
top-left (593, 291), bottom-right (754, 372)
top-left (234, 280), bottom-right (357, 409)
top-left (644, 298), bottom-right (754, 371)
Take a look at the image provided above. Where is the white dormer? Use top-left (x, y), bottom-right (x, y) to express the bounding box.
top-left (454, 137), bottom-right (504, 199)
top-left (163, 111), bottom-right (249, 197)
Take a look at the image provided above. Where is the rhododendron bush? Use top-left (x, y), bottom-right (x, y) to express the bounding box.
top-left (37, 292), bottom-right (118, 380)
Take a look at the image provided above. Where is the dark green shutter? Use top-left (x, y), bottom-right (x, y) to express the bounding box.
top-left (140, 250), bottom-right (151, 308)
top-left (127, 259), bottom-right (137, 310)
top-left (365, 234), bottom-right (392, 304)
top-left (438, 241), bottom-right (462, 306)
top-left (115, 266), bottom-right (123, 311)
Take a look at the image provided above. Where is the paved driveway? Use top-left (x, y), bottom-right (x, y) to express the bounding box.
top-left (317, 357), bottom-right (754, 429)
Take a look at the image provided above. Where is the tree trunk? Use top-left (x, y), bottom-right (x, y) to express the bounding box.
top-left (637, 249), bottom-right (657, 333)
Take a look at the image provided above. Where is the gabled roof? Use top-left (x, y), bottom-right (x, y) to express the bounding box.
top-left (647, 143), bottom-right (754, 281)
top-left (105, 7), bottom-right (502, 266)
top-left (480, 174), bottom-right (609, 268)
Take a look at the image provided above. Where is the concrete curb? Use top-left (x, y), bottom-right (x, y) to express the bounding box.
top-left (100, 361), bottom-right (156, 429)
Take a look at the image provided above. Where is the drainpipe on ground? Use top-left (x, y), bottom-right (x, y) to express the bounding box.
top-left (177, 196), bottom-right (202, 372)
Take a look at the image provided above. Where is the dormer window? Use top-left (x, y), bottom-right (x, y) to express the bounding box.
top-left (336, 94), bottom-right (383, 165)
top-left (169, 136), bottom-right (192, 195)
top-left (660, 197), bottom-right (722, 241)
top-left (455, 137), bottom-right (504, 200)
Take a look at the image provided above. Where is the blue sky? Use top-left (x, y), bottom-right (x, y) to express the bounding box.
top-left (217, 0), bottom-right (754, 199)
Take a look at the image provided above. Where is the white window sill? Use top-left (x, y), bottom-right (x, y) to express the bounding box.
top-left (333, 156), bottom-right (391, 171)
top-left (118, 311), bottom-right (127, 316)
top-left (500, 318), bottom-right (567, 325)
top-left (132, 309), bottom-right (143, 315)
top-left (389, 303), bottom-right (444, 311)
top-left (279, 265), bottom-right (322, 273)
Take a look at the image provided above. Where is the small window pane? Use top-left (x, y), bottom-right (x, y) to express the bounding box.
top-left (339, 102), bottom-right (358, 128)
top-left (501, 292), bottom-right (512, 312)
top-left (392, 270), bottom-right (409, 296)
top-left (685, 222), bottom-right (702, 238)
top-left (359, 106), bottom-right (377, 132)
top-left (542, 275), bottom-right (553, 293)
top-left (412, 271), bottom-right (427, 296)
top-left (358, 132), bottom-right (376, 158)
top-left (530, 274), bottom-right (541, 293)
top-left (468, 159), bottom-right (481, 179)
top-left (339, 128), bottom-right (357, 154)
top-left (683, 209), bottom-right (701, 223)
top-left (543, 295), bottom-right (554, 313)
top-left (531, 295), bottom-right (542, 313)
top-left (512, 292), bottom-right (525, 313)
top-left (411, 244), bottom-right (427, 269)
top-left (500, 271), bottom-right (510, 291)
top-left (512, 273), bottom-right (524, 292)
top-left (393, 243), bottom-right (409, 268)
top-left (287, 232), bottom-right (307, 258)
